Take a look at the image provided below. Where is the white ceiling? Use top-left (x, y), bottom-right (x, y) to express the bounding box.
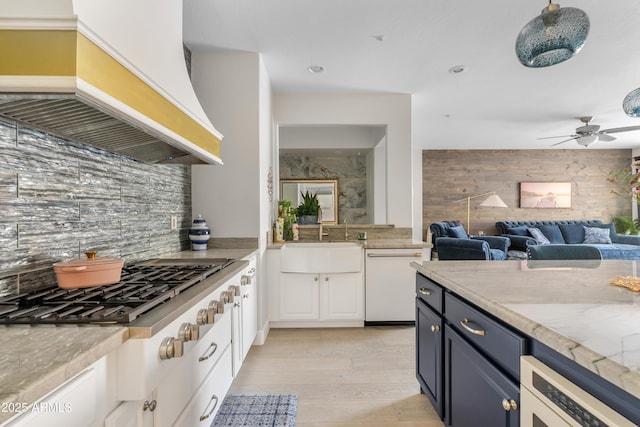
top-left (183, 0), bottom-right (640, 150)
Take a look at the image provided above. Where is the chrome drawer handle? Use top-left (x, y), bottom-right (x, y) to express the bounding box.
top-left (199, 394), bottom-right (219, 421)
top-left (430, 325), bottom-right (440, 332)
top-left (418, 288), bottom-right (432, 296)
top-left (198, 342), bottom-right (218, 362)
top-left (460, 318), bottom-right (486, 336)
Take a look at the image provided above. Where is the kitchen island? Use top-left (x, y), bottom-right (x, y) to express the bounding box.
top-left (412, 259), bottom-right (640, 425)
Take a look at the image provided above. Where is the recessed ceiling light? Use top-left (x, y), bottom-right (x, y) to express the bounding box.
top-left (307, 65), bottom-right (325, 74)
top-left (448, 65), bottom-right (467, 75)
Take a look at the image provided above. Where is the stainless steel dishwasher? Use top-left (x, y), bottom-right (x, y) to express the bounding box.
top-left (364, 248), bottom-right (426, 324)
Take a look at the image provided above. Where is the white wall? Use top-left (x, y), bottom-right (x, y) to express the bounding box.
top-left (374, 135), bottom-right (387, 224)
top-left (274, 93), bottom-right (413, 230)
top-left (191, 52), bottom-right (260, 237)
top-left (190, 51), bottom-right (274, 344)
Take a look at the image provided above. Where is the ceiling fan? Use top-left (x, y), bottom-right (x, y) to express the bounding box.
top-left (538, 116), bottom-right (640, 147)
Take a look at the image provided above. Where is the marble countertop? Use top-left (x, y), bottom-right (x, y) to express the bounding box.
top-left (268, 239), bottom-right (431, 250)
top-left (0, 245), bottom-right (256, 423)
top-left (0, 325), bottom-right (128, 423)
top-left (411, 259), bottom-right (640, 400)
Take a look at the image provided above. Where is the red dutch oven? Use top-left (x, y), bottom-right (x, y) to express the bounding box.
top-left (53, 251), bottom-right (124, 289)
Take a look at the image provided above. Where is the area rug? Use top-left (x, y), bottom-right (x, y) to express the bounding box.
top-left (211, 394), bottom-right (298, 427)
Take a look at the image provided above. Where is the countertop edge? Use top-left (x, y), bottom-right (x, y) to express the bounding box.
top-left (268, 239), bottom-right (431, 250)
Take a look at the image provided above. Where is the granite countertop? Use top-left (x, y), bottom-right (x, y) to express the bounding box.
top-left (268, 239), bottom-right (431, 249)
top-left (0, 244), bottom-right (256, 424)
top-left (411, 259), bottom-right (640, 400)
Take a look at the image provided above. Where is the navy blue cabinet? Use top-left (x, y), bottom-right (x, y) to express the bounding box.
top-left (416, 298), bottom-right (443, 418)
top-left (416, 273), bottom-right (525, 427)
top-left (444, 324), bottom-right (520, 427)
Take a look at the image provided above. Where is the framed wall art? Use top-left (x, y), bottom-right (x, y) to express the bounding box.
top-left (520, 182), bottom-right (571, 208)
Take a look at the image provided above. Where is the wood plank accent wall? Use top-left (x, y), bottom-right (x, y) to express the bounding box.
top-left (422, 149), bottom-right (632, 238)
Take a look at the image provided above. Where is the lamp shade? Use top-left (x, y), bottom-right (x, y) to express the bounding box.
top-left (623, 88), bottom-right (640, 118)
top-left (479, 194), bottom-right (508, 208)
top-left (515, 3), bottom-right (590, 68)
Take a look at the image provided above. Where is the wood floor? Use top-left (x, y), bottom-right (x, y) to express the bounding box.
top-left (229, 326), bottom-right (445, 426)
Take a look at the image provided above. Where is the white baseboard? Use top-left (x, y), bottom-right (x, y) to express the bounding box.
top-left (254, 320), bottom-right (270, 345)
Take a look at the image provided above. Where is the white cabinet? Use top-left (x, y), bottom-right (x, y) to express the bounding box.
top-left (172, 346), bottom-right (233, 427)
top-left (230, 254), bottom-right (258, 376)
top-left (104, 400), bottom-right (153, 427)
top-left (279, 273), bottom-right (319, 320)
top-left (278, 272), bottom-right (363, 325)
top-left (320, 273), bottom-right (364, 320)
top-left (4, 355), bottom-right (117, 427)
top-left (240, 257), bottom-right (257, 360)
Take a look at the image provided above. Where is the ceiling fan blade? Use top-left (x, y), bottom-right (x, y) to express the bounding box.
top-left (537, 134), bottom-right (576, 140)
top-left (551, 138), bottom-right (575, 146)
top-left (600, 125), bottom-right (640, 134)
top-left (596, 133), bottom-right (616, 142)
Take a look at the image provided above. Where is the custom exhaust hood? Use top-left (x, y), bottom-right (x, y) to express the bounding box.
top-left (0, 0), bottom-right (223, 164)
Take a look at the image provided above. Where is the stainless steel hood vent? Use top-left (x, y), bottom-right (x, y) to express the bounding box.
top-left (0, 0), bottom-right (223, 165)
top-left (0, 95), bottom-right (193, 163)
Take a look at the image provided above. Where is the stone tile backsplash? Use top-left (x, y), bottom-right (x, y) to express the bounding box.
top-left (0, 118), bottom-right (192, 297)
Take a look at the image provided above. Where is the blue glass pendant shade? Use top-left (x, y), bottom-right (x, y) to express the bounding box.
top-left (623, 88), bottom-right (640, 118)
top-left (516, 4), bottom-right (590, 68)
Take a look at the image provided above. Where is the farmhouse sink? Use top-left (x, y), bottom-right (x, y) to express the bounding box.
top-left (281, 242), bottom-right (362, 273)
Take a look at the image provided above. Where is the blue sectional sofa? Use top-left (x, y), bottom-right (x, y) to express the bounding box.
top-left (496, 220), bottom-right (640, 260)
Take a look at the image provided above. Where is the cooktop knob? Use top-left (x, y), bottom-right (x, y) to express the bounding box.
top-left (178, 322), bottom-right (201, 341)
top-left (159, 337), bottom-right (184, 360)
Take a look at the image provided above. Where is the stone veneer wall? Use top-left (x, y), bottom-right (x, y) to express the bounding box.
top-left (423, 149), bottom-right (631, 239)
top-left (279, 152), bottom-right (368, 223)
top-left (0, 118), bottom-right (192, 297)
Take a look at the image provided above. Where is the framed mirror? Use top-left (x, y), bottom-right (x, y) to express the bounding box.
top-left (280, 179), bottom-right (338, 224)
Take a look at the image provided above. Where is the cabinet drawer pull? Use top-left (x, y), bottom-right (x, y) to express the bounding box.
top-left (418, 288), bottom-right (432, 296)
top-left (501, 398), bottom-right (518, 411)
top-left (460, 318), bottom-right (486, 336)
top-left (430, 325), bottom-right (440, 332)
top-left (198, 342), bottom-right (218, 362)
top-left (143, 400), bottom-right (156, 412)
top-left (199, 394), bottom-right (219, 421)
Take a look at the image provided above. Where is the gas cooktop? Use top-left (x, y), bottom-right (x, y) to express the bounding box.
top-left (0, 259), bottom-right (235, 325)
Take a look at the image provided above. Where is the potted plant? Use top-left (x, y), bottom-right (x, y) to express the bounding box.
top-left (295, 191), bottom-right (320, 224)
top-left (612, 215), bottom-right (640, 235)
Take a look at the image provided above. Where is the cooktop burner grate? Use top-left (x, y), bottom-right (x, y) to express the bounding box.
top-left (0, 260), bottom-right (234, 325)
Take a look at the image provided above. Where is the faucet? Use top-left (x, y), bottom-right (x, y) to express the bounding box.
top-left (344, 218), bottom-right (350, 240)
top-left (318, 208), bottom-right (328, 241)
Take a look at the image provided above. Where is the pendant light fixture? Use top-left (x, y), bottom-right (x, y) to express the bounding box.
top-left (515, 1), bottom-right (590, 68)
top-left (623, 88), bottom-right (640, 118)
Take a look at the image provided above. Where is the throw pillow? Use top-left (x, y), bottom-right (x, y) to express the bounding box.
top-left (558, 224), bottom-right (585, 244)
top-left (527, 227), bottom-right (550, 245)
top-left (506, 226), bottom-right (529, 236)
top-left (537, 224), bottom-right (565, 244)
top-left (583, 226), bottom-right (612, 244)
top-left (448, 225), bottom-right (469, 239)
